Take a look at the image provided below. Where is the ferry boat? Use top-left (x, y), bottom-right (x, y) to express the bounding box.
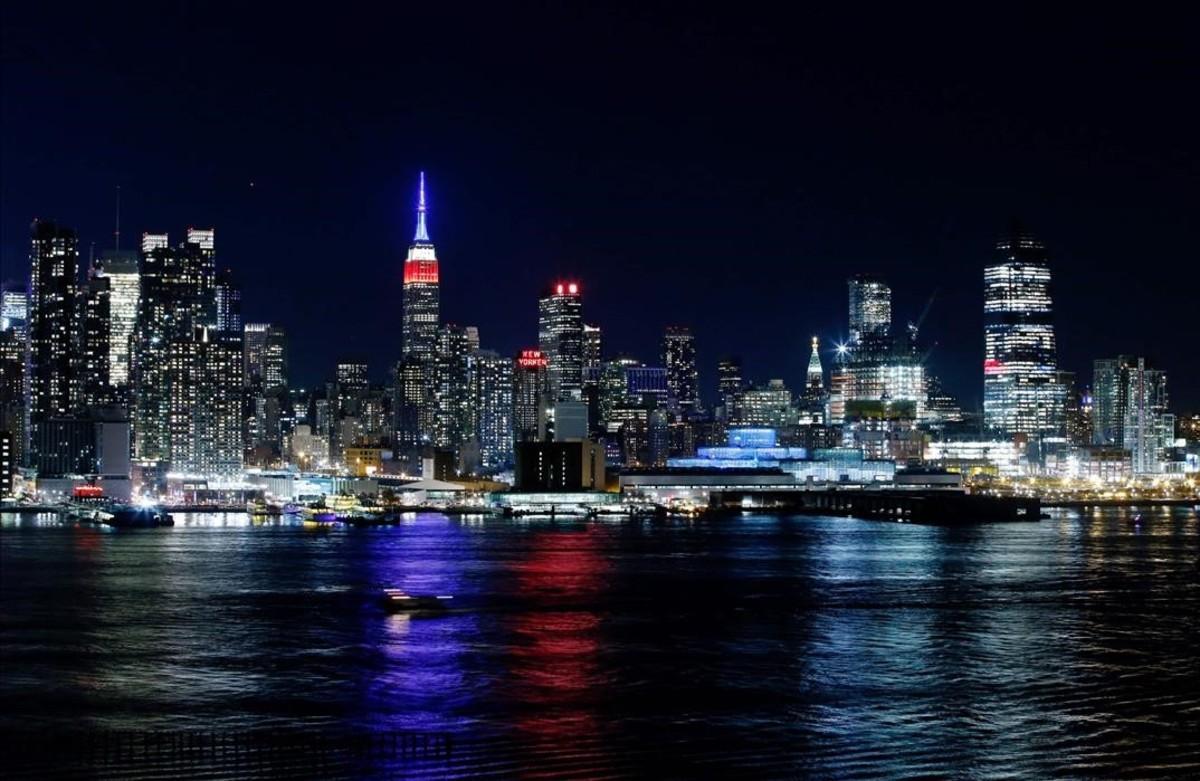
top-left (381, 589), bottom-right (453, 612)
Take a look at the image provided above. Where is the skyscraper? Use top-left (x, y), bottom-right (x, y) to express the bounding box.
top-left (435, 324), bottom-right (472, 451)
top-left (663, 326), bottom-right (698, 412)
top-left (583, 324), bottom-right (603, 370)
top-left (716, 357), bottom-right (743, 421)
top-left (513, 349), bottom-right (550, 445)
top-left (402, 172), bottom-right (440, 363)
top-left (81, 274), bottom-right (113, 407)
top-left (244, 323), bottom-right (288, 392)
top-left (538, 282), bottom-right (583, 401)
top-left (469, 350), bottom-right (514, 472)
top-left (174, 325), bottom-right (244, 477)
top-left (132, 230), bottom-right (220, 467)
top-left (214, 267), bottom-right (242, 333)
top-left (1121, 358), bottom-right (1168, 474)
top-left (839, 277), bottom-right (927, 422)
top-left (982, 223), bottom-right (1060, 436)
top-left (1092, 356), bottom-right (1136, 446)
top-left (28, 221), bottom-right (82, 463)
top-left (848, 275), bottom-right (891, 347)
top-left (93, 250), bottom-right (139, 387)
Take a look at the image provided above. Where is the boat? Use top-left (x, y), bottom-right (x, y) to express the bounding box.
top-left (381, 589), bottom-right (453, 613)
top-left (105, 506), bottom-right (175, 528)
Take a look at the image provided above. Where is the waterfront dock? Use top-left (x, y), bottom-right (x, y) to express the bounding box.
top-left (709, 489), bottom-right (1042, 525)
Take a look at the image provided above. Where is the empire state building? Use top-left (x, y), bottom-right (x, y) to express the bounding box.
top-left (402, 172), bottom-right (440, 362)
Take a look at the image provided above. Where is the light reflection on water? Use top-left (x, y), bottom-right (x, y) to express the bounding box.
top-left (1, 507), bottom-right (1198, 778)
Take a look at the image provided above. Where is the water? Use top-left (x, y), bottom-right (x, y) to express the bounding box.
top-left (2, 508), bottom-right (1198, 778)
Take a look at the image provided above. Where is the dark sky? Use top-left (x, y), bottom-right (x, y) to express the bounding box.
top-left (3, 5), bottom-right (1198, 410)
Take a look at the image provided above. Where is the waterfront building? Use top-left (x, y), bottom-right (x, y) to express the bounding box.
top-left (165, 325), bottom-right (244, 478)
top-left (0, 327), bottom-right (25, 467)
top-left (28, 220), bottom-right (82, 459)
top-left (402, 172), bottom-right (440, 363)
top-left (469, 350), bottom-right (514, 472)
top-left (93, 250), bottom-right (139, 387)
top-left (983, 223), bottom-right (1062, 437)
top-left (923, 439), bottom-right (1021, 477)
top-left (392, 356), bottom-right (430, 468)
top-left (135, 232), bottom-right (218, 465)
top-left (1091, 355), bottom-right (1137, 446)
top-left (663, 326), bottom-right (699, 412)
top-left (514, 439), bottom-right (605, 491)
top-left (841, 400), bottom-right (922, 463)
top-left (288, 424), bottom-right (329, 469)
top-left (1122, 357), bottom-right (1169, 474)
top-left (0, 430), bottom-right (13, 496)
top-left (538, 282), bottom-right (584, 401)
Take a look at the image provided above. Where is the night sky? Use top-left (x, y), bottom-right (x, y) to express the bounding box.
top-left (3, 6), bottom-right (1197, 410)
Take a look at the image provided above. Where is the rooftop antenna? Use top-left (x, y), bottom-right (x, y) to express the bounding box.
top-left (114, 185), bottom-right (121, 251)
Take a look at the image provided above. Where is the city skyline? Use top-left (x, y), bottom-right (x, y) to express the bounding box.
top-left (2, 7), bottom-right (1197, 410)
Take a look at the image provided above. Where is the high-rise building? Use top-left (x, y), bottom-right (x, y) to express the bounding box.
top-left (716, 357), bottom-right (743, 421)
top-left (244, 323), bottom-right (288, 392)
top-left (1121, 358), bottom-right (1169, 474)
top-left (663, 326), bottom-right (698, 412)
top-left (469, 350), bottom-right (514, 472)
top-left (514, 349), bottom-right (550, 445)
top-left (0, 325), bottom-right (25, 468)
top-left (28, 221), bottom-right (82, 463)
top-left (93, 250), bottom-right (139, 387)
top-left (81, 275), bottom-right (113, 407)
top-left (1092, 356), bottom-right (1136, 446)
top-left (392, 356), bottom-right (430, 469)
top-left (0, 288), bottom-right (28, 335)
top-left (583, 324), bottom-right (603, 371)
top-left (735, 380), bottom-right (793, 429)
top-left (402, 172), bottom-right (440, 363)
top-left (176, 325), bottom-right (244, 477)
top-left (982, 223), bottom-right (1060, 436)
top-left (435, 324), bottom-right (472, 451)
top-left (214, 267), bottom-right (242, 333)
top-left (538, 282), bottom-right (584, 402)
top-left (848, 275), bottom-right (892, 346)
top-left (132, 230), bottom-right (221, 469)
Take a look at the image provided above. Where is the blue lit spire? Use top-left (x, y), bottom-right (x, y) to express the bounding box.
top-left (413, 171), bottom-right (430, 242)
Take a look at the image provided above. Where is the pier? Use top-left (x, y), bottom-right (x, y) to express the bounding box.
top-left (708, 489), bottom-right (1041, 525)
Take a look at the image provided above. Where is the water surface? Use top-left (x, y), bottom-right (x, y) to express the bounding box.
top-left (2, 508), bottom-right (1198, 778)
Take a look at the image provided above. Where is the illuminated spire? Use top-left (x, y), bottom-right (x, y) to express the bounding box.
top-left (413, 171), bottom-right (430, 242)
top-left (807, 336), bottom-right (823, 386)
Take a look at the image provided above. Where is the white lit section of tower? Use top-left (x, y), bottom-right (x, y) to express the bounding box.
top-left (806, 336), bottom-right (824, 392)
top-left (983, 223), bottom-right (1059, 436)
top-left (538, 282), bottom-right (583, 401)
top-left (402, 172), bottom-right (441, 363)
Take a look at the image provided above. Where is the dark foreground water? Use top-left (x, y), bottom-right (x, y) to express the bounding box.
top-left (2, 507), bottom-right (1198, 779)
